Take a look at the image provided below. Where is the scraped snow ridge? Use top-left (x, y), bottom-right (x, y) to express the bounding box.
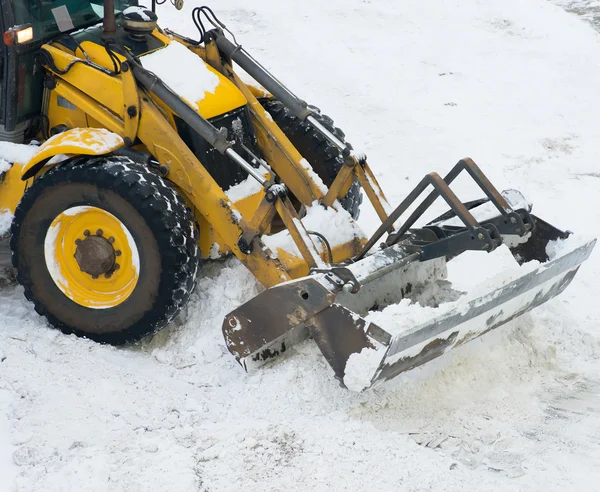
top-left (1, 0), bottom-right (600, 490)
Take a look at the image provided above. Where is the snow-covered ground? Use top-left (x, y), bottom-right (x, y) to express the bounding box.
top-left (2, 0), bottom-right (600, 490)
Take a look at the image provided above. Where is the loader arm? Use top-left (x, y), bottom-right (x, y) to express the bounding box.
top-left (31, 36), bottom-right (366, 286)
top-left (33, 42), bottom-right (300, 287)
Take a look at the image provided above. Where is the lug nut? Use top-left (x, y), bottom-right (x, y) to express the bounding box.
top-left (114, 263), bottom-right (120, 270)
top-left (75, 239), bottom-right (82, 245)
top-left (83, 230), bottom-right (90, 236)
top-left (104, 272), bottom-right (112, 279)
top-left (115, 250), bottom-right (122, 256)
top-left (108, 236), bottom-right (115, 244)
top-left (92, 274), bottom-right (99, 279)
top-left (96, 229), bottom-right (103, 236)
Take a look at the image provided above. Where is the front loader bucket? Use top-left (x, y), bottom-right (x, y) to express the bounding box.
top-left (224, 212), bottom-right (596, 391)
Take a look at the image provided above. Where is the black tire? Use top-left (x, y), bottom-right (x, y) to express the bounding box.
top-left (261, 99), bottom-right (362, 219)
top-left (11, 156), bottom-right (199, 344)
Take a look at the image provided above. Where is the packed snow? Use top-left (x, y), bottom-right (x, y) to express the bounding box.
top-left (225, 175), bottom-right (264, 202)
top-left (0, 212), bottom-right (12, 237)
top-left (123, 6), bottom-right (154, 22)
top-left (1, 0), bottom-right (600, 491)
top-left (261, 201), bottom-right (365, 259)
top-left (343, 343), bottom-right (386, 392)
top-left (141, 41), bottom-right (220, 105)
top-left (0, 143), bottom-right (37, 165)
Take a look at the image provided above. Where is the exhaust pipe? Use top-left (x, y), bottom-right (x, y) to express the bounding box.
top-left (103, 0), bottom-right (117, 37)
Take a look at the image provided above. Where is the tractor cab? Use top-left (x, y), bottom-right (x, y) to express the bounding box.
top-left (0, 0), bottom-right (138, 142)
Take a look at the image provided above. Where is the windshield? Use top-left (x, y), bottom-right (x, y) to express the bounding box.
top-left (11, 1), bottom-right (139, 41)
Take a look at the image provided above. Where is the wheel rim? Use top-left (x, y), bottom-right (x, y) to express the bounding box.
top-left (44, 206), bottom-right (140, 309)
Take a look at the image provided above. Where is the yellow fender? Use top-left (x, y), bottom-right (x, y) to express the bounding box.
top-left (22, 128), bottom-right (124, 180)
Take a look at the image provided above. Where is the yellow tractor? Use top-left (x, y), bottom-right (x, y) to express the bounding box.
top-left (0, 1), bottom-right (595, 389)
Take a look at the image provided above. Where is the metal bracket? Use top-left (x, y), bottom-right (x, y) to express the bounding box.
top-left (309, 267), bottom-right (361, 293)
top-left (356, 158), bottom-right (525, 261)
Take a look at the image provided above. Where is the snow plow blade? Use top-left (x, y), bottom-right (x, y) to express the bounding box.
top-left (224, 215), bottom-right (596, 391)
top-left (361, 236), bottom-right (595, 389)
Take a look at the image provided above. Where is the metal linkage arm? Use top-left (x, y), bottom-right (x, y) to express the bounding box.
top-left (384, 158), bottom-right (527, 247)
top-left (399, 158), bottom-right (511, 232)
top-left (121, 48), bottom-right (268, 185)
top-left (213, 32), bottom-right (311, 121)
top-left (212, 31), bottom-right (351, 155)
top-left (355, 171), bottom-right (481, 260)
top-left (356, 158), bottom-right (534, 261)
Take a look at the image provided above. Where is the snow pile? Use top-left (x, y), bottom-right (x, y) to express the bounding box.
top-left (0, 142), bottom-right (37, 165)
top-left (262, 201), bottom-right (365, 259)
top-left (343, 344), bottom-right (386, 392)
top-left (141, 42), bottom-right (220, 105)
top-left (225, 175), bottom-right (264, 202)
top-left (546, 233), bottom-right (596, 260)
top-left (366, 234), bottom-right (591, 343)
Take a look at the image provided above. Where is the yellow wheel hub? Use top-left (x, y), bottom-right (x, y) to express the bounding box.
top-left (44, 206), bottom-right (140, 309)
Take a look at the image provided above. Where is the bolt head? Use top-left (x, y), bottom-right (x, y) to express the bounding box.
top-left (75, 238), bottom-right (82, 245)
top-left (342, 281), bottom-right (356, 294)
top-left (510, 217), bottom-right (517, 224)
top-left (96, 229), bottom-right (103, 236)
top-left (113, 263), bottom-right (120, 270)
top-left (104, 272), bottom-right (112, 279)
top-left (83, 230), bottom-right (90, 236)
top-left (108, 237), bottom-right (115, 244)
top-left (477, 232), bottom-right (485, 240)
top-left (115, 250), bottom-right (122, 256)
